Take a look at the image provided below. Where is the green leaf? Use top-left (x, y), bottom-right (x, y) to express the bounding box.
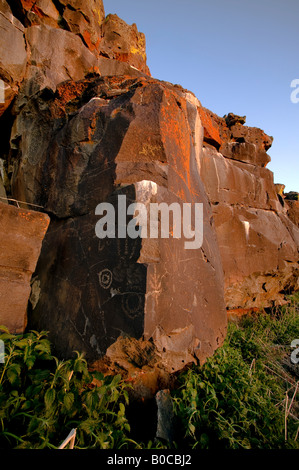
top-left (0, 326), bottom-right (10, 334)
top-left (93, 371), bottom-right (104, 382)
top-left (44, 388), bottom-right (56, 410)
top-left (6, 363), bottom-right (21, 385)
top-left (63, 392), bottom-right (74, 411)
top-left (188, 423), bottom-right (196, 435)
top-left (118, 402), bottom-right (125, 416)
top-left (15, 339), bottom-right (30, 349)
top-left (35, 340), bottom-right (52, 355)
top-left (25, 356), bottom-right (36, 370)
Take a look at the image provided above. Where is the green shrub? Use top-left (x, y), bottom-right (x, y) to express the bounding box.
top-left (1, 293), bottom-right (298, 450)
top-left (0, 328), bottom-right (134, 449)
top-left (171, 295), bottom-right (299, 449)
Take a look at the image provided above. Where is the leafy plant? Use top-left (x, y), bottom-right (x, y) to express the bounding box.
top-left (171, 294), bottom-right (299, 449)
top-left (0, 292), bottom-right (298, 450)
top-left (0, 328), bottom-right (134, 449)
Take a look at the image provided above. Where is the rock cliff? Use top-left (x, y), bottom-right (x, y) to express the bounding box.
top-left (198, 110), bottom-right (299, 314)
top-left (0, 0), bottom-right (298, 391)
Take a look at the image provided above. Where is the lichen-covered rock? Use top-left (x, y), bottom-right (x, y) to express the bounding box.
top-left (59, 0), bottom-right (105, 53)
top-left (99, 14), bottom-right (150, 75)
top-left (10, 75), bottom-right (227, 373)
top-left (6, 0), bottom-right (105, 45)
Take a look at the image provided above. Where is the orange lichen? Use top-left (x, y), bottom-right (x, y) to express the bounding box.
top-left (20, 0), bottom-right (35, 10)
top-left (160, 89), bottom-right (192, 190)
top-left (227, 307), bottom-right (260, 320)
top-left (55, 81), bottom-right (87, 108)
top-left (198, 107), bottom-right (222, 148)
top-left (83, 30), bottom-right (101, 52)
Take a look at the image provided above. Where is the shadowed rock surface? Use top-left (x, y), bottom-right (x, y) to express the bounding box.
top-left (9, 75), bottom-right (227, 378)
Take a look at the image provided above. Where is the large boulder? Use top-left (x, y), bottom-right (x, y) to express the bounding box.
top-left (0, 201), bottom-right (49, 333)
top-left (9, 75), bottom-right (227, 381)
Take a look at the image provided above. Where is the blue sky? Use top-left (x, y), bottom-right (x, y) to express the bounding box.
top-left (105, 0), bottom-right (298, 192)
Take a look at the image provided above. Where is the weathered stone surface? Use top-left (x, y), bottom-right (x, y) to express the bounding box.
top-left (198, 107), bottom-right (222, 150)
top-left (156, 389), bottom-right (175, 443)
top-left (219, 122), bottom-right (273, 167)
top-left (7, 0), bottom-right (60, 27)
top-left (224, 112), bottom-right (246, 127)
top-left (0, 0), bottom-right (27, 116)
top-left (0, 201), bottom-right (49, 333)
top-left (0, 160), bottom-right (7, 201)
top-left (220, 140), bottom-right (271, 167)
top-left (286, 200), bottom-right (299, 227)
top-left (0, 176), bottom-right (6, 201)
top-left (229, 123), bottom-right (274, 152)
top-left (100, 14), bottom-right (150, 75)
top-left (200, 147), bottom-right (280, 211)
top-left (275, 183), bottom-right (285, 196)
top-left (7, 0), bottom-right (105, 41)
top-left (60, 0), bottom-right (105, 53)
top-left (23, 24), bottom-right (99, 95)
top-left (10, 75), bottom-right (227, 373)
top-left (211, 203), bottom-right (299, 310)
top-left (199, 135), bottom-right (298, 311)
top-left (199, 106), bottom-right (273, 168)
top-left (194, 101), bottom-right (298, 312)
top-left (1, 1), bottom-right (150, 113)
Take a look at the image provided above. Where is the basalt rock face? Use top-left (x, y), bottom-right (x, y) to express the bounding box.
top-left (198, 112), bottom-right (299, 313)
top-left (9, 75), bottom-right (227, 379)
top-left (0, 0), bottom-right (298, 391)
top-left (0, 0), bottom-right (149, 118)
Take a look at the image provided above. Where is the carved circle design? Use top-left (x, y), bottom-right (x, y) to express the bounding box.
top-left (121, 293), bottom-right (143, 319)
top-left (98, 269), bottom-right (113, 290)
